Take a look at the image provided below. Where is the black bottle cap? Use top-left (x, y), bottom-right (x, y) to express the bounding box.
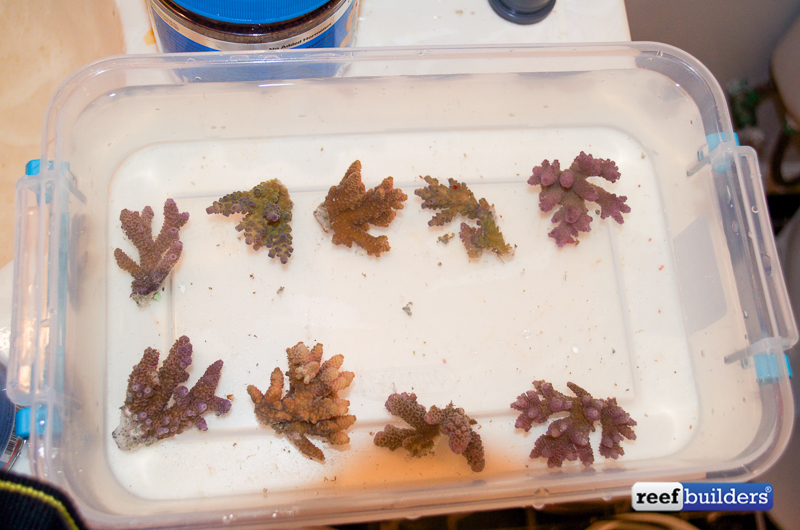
top-left (488, 0), bottom-right (556, 24)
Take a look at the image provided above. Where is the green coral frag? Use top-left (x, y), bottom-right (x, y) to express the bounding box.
top-left (415, 176), bottom-right (512, 259)
top-left (207, 179), bottom-right (294, 263)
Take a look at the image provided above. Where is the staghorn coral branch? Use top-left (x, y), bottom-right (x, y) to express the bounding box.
top-left (511, 380), bottom-right (636, 468)
top-left (115, 199), bottom-right (189, 303)
top-left (248, 342), bottom-right (356, 463)
top-left (207, 179), bottom-right (294, 263)
top-left (374, 393), bottom-right (485, 472)
top-left (529, 152), bottom-right (630, 247)
top-left (112, 336), bottom-right (231, 451)
top-left (314, 161), bottom-right (407, 257)
top-left (415, 176), bottom-right (512, 259)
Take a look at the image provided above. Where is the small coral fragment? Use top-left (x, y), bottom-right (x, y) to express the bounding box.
top-left (247, 342), bottom-right (356, 463)
top-left (314, 160), bottom-right (408, 257)
top-left (207, 179), bottom-right (293, 263)
top-left (112, 336), bottom-right (231, 451)
top-left (374, 392), bottom-right (485, 472)
top-left (528, 152), bottom-right (630, 247)
top-left (415, 176), bottom-right (512, 259)
top-left (510, 381), bottom-right (636, 468)
top-left (114, 199), bottom-right (189, 304)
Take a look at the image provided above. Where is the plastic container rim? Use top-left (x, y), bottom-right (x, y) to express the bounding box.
top-left (36, 41), bottom-right (735, 164)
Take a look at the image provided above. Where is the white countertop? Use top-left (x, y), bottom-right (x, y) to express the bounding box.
top-left (355, 0), bottom-right (630, 46)
top-left (120, 0), bottom-right (630, 54)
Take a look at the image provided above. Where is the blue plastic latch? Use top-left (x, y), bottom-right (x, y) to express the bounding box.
top-left (706, 132), bottom-right (740, 152)
top-left (14, 407), bottom-right (53, 439)
top-left (753, 352), bottom-right (791, 385)
top-left (14, 408), bottom-right (30, 440)
top-left (25, 159), bottom-right (41, 176)
top-left (706, 132), bottom-right (740, 173)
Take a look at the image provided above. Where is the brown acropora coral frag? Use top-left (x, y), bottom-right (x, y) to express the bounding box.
top-left (314, 160), bottom-right (408, 257)
top-left (415, 176), bottom-right (512, 259)
top-left (511, 380), bottom-right (636, 468)
top-left (114, 198), bottom-right (189, 304)
top-left (206, 179), bottom-right (293, 264)
top-left (247, 342), bottom-right (356, 463)
top-left (374, 392), bottom-right (485, 472)
top-left (112, 336), bottom-right (231, 451)
top-left (528, 152), bottom-right (630, 247)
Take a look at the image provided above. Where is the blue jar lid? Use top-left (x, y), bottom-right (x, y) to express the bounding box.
top-left (172, 0), bottom-right (332, 25)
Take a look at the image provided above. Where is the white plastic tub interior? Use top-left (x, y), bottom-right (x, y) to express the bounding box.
top-left (9, 45), bottom-right (797, 528)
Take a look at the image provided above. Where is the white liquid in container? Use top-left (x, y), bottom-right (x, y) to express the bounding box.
top-left (105, 125), bottom-right (697, 499)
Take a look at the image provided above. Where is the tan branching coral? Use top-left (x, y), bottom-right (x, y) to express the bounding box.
top-left (247, 342), bottom-right (356, 463)
top-left (114, 198), bottom-right (189, 304)
top-left (314, 160), bottom-right (408, 257)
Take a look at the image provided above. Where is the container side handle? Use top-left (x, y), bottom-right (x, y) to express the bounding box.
top-left (7, 168), bottom-right (53, 406)
top-left (736, 147), bottom-right (799, 349)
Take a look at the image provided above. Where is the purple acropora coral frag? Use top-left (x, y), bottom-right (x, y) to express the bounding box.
top-left (112, 336), bottom-right (231, 451)
top-left (511, 381), bottom-right (636, 468)
top-left (374, 392), bottom-right (485, 472)
top-left (114, 198), bottom-right (189, 303)
top-left (529, 152), bottom-right (630, 247)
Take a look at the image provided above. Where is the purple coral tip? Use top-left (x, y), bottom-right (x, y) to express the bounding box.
top-left (584, 406), bottom-right (601, 422)
top-left (550, 397), bottom-right (571, 412)
top-left (559, 170), bottom-right (575, 188)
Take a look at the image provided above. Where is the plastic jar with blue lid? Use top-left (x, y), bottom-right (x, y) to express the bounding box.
top-left (148, 0), bottom-right (359, 53)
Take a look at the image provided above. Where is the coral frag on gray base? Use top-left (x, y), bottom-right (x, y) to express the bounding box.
top-left (113, 336), bottom-right (231, 451)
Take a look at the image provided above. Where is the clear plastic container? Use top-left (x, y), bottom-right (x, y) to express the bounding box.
top-left (8, 44), bottom-right (797, 528)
